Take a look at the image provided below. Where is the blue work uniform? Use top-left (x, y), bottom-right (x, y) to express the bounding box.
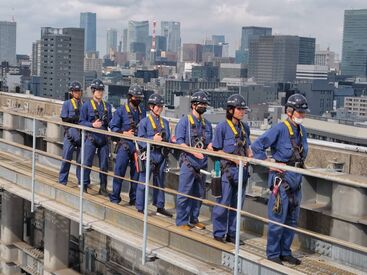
top-left (251, 118), bottom-right (308, 260)
top-left (109, 103), bottom-right (146, 204)
top-left (212, 119), bottom-right (251, 239)
top-left (59, 98), bottom-right (82, 184)
top-left (79, 99), bottom-right (112, 187)
top-left (135, 113), bottom-right (171, 211)
top-left (175, 114), bottom-right (212, 226)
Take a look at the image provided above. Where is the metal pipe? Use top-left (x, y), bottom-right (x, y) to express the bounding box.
top-left (79, 129), bottom-right (85, 236)
top-left (31, 117), bottom-right (36, 212)
top-left (142, 143), bottom-right (151, 265)
top-left (234, 160), bottom-right (244, 275)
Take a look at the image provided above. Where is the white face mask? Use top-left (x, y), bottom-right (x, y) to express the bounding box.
top-left (292, 117), bottom-right (304, 125)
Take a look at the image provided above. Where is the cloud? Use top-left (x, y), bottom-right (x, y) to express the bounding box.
top-left (1, 0), bottom-right (366, 56)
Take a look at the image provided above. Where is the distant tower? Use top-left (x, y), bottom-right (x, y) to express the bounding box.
top-left (150, 20), bottom-right (157, 63)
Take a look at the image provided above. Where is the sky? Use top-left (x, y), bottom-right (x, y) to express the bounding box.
top-left (1, 0), bottom-right (366, 57)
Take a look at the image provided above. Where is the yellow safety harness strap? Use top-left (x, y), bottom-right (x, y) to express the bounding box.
top-left (148, 114), bottom-right (164, 131)
top-left (71, 98), bottom-right (78, 110)
top-left (284, 119), bottom-right (303, 137)
top-left (90, 99), bottom-right (107, 112)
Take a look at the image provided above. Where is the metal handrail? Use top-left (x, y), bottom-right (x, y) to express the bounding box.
top-left (1, 107), bottom-right (367, 273)
top-left (1, 107), bottom-right (366, 188)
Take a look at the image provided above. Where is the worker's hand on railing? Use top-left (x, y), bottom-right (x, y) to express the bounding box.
top-left (267, 158), bottom-right (285, 173)
top-left (207, 143), bottom-right (213, 151)
top-left (171, 135), bottom-right (177, 143)
top-left (192, 152), bottom-right (204, 160)
top-left (92, 119), bottom-right (102, 128)
top-left (153, 133), bottom-right (162, 142)
top-left (246, 147), bottom-right (254, 158)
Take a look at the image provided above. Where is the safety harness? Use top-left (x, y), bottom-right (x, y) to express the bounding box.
top-left (147, 114), bottom-right (167, 174)
top-left (90, 99), bottom-right (108, 127)
top-left (125, 103), bottom-right (142, 134)
top-left (271, 119), bottom-right (305, 214)
top-left (188, 114), bottom-right (207, 149)
top-left (220, 120), bottom-right (248, 186)
top-left (115, 103), bottom-right (143, 155)
top-left (283, 119), bottom-right (305, 168)
top-left (65, 98), bottom-right (82, 147)
top-left (88, 99), bottom-right (108, 147)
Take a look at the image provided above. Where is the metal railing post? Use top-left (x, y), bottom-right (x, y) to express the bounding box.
top-left (234, 160), bottom-right (244, 275)
top-left (79, 129), bottom-right (85, 236)
top-left (142, 143), bottom-right (151, 265)
top-left (31, 117), bottom-right (36, 212)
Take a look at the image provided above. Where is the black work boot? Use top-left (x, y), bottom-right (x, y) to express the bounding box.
top-left (99, 183), bottom-right (109, 196)
top-left (268, 257), bottom-right (283, 265)
top-left (280, 255), bottom-right (301, 265)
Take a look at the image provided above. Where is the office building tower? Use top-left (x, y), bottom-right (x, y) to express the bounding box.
top-left (80, 12), bottom-right (96, 52)
top-left (236, 26), bottom-right (272, 64)
top-left (0, 21), bottom-right (16, 65)
top-left (249, 35), bottom-right (299, 84)
top-left (161, 21), bottom-right (181, 53)
top-left (341, 9), bottom-right (367, 77)
top-left (106, 28), bottom-right (118, 55)
top-left (39, 27), bottom-right (84, 100)
top-left (127, 20), bottom-right (149, 53)
top-left (298, 37), bottom-right (316, 65)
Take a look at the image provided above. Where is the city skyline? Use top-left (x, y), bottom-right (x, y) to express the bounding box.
top-left (0, 1), bottom-right (366, 57)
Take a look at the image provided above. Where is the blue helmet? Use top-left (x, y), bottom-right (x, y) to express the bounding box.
top-left (128, 84), bottom-right (144, 99)
top-left (286, 94), bottom-right (309, 112)
top-left (69, 81), bottom-right (82, 91)
top-left (191, 90), bottom-right (209, 105)
top-left (148, 94), bottom-right (164, 106)
top-left (227, 94), bottom-right (248, 109)
top-left (90, 79), bottom-right (104, 91)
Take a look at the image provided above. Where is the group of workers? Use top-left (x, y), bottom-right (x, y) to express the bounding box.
top-left (59, 78), bottom-right (309, 266)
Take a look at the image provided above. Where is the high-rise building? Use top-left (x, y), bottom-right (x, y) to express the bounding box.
top-left (248, 35), bottom-right (299, 84)
top-left (212, 35), bottom-right (225, 45)
top-left (31, 40), bottom-right (41, 76)
top-left (106, 28), bottom-right (118, 55)
top-left (122, 28), bottom-right (128, 52)
top-left (0, 21), bottom-right (16, 65)
top-left (341, 9), bottom-right (367, 77)
top-left (298, 37), bottom-right (316, 65)
top-left (127, 20), bottom-right (149, 53)
top-left (39, 27), bottom-right (84, 100)
top-left (80, 12), bottom-right (96, 53)
top-left (236, 26), bottom-right (272, 64)
top-left (182, 44), bottom-right (203, 63)
top-left (315, 46), bottom-right (337, 71)
top-left (84, 52), bottom-right (102, 77)
top-left (161, 21), bottom-right (181, 53)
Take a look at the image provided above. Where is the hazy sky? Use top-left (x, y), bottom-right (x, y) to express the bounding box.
top-left (1, 0), bottom-right (366, 57)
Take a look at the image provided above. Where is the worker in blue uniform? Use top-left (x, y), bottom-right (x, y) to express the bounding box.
top-left (135, 94), bottom-right (173, 217)
top-left (109, 84), bottom-right (146, 205)
top-left (251, 94), bottom-right (309, 265)
top-left (58, 81), bottom-right (83, 185)
top-left (211, 94), bottom-right (253, 244)
top-left (79, 79), bottom-right (112, 196)
top-left (175, 90), bottom-right (213, 231)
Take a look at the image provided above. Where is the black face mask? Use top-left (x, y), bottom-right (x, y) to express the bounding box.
top-left (196, 106), bottom-right (207, 115)
top-left (131, 99), bottom-right (141, 107)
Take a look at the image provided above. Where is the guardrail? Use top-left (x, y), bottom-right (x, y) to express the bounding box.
top-left (0, 107), bottom-right (367, 275)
